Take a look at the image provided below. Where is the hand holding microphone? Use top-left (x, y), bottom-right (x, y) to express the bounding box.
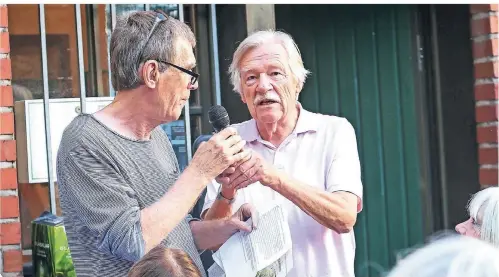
top-left (206, 106), bottom-right (281, 193)
top-left (189, 105), bottom-right (251, 181)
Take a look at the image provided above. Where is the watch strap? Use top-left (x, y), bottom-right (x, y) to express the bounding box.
top-left (217, 187), bottom-right (235, 204)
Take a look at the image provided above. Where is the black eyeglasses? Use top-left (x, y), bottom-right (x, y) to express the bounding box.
top-left (139, 10), bottom-right (199, 86)
top-left (156, 60), bottom-right (199, 86)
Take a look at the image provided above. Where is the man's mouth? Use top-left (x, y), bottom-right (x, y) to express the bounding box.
top-left (257, 99), bottom-right (280, 106)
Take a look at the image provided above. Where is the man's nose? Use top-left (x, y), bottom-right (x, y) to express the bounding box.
top-left (256, 74), bottom-right (272, 93)
top-left (188, 81), bottom-right (199, 91)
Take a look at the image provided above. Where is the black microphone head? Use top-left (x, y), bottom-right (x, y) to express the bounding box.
top-left (208, 105), bottom-right (230, 132)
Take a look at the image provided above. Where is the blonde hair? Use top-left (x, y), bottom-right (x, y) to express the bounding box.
top-left (228, 30), bottom-right (310, 94)
top-left (128, 245), bottom-right (202, 277)
top-left (467, 186), bottom-right (499, 247)
top-left (387, 236), bottom-right (499, 277)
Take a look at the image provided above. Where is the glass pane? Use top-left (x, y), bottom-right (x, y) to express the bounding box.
top-left (161, 119), bottom-right (189, 172)
top-left (116, 4), bottom-right (145, 17)
top-left (40, 4), bottom-right (81, 99)
top-left (9, 4), bottom-right (42, 101)
top-left (83, 4), bottom-right (111, 97)
top-left (149, 4), bottom-right (179, 18)
top-left (19, 182), bottom-right (62, 250)
top-left (190, 114), bottom-right (202, 146)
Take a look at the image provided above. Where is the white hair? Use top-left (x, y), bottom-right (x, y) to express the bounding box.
top-left (387, 235), bottom-right (499, 277)
top-left (228, 30), bottom-right (310, 94)
top-left (467, 186), bottom-right (499, 247)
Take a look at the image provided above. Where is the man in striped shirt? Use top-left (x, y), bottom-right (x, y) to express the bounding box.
top-left (56, 10), bottom-right (256, 277)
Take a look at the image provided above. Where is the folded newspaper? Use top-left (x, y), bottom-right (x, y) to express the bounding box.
top-left (208, 202), bottom-right (293, 277)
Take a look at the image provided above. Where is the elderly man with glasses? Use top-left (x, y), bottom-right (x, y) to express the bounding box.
top-left (56, 10), bottom-right (257, 277)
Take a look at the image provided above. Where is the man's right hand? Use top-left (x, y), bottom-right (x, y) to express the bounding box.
top-left (215, 150), bottom-right (260, 198)
top-left (190, 127), bottom-right (251, 181)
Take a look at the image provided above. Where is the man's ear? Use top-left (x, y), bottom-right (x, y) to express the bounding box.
top-left (142, 60), bottom-right (159, 89)
top-left (296, 79), bottom-right (303, 93)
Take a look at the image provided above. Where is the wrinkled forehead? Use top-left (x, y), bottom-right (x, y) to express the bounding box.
top-left (239, 44), bottom-right (290, 73)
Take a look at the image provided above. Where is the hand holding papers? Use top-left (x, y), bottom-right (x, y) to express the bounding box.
top-left (208, 202), bottom-right (293, 277)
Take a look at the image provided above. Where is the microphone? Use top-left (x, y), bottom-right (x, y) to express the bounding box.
top-left (208, 105), bottom-right (230, 133)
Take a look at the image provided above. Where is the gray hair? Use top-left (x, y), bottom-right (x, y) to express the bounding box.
top-left (387, 235), bottom-right (499, 277)
top-left (110, 11), bottom-right (196, 91)
top-left (12, 84), bottom-right (33, 101)
top-left (467, 186), bottom-right (499, 247)
top-left (228, 30), bottom-right (310, 94)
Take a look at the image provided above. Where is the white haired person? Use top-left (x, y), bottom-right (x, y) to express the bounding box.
top-left (201, 30), bottom-right (363, 277)
top-left (455, 187), bottom-right (499, 247)
top-left (387, 235), bottom-right (499, 277)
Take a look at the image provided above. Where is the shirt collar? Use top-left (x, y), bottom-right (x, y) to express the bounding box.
top-left (239, 102), bottom-right (319, 142)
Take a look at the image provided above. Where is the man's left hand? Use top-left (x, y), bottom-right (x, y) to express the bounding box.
top-left (220, 150), bottom-right (282, 190)
top-left (191, 203), bottom-right (259, 251)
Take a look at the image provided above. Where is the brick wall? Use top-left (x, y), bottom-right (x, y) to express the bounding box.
top-left (0, 4), bottom-right (22, 277)
top-left (471, 4), bottom-right (499, 188)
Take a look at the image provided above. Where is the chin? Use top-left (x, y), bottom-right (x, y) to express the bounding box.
top-left (257, 112), bottom-right (283, 124)
top-left (165, 109), bottom-right (183, 122)
top-left (173, 110), bottom-right (183, 120)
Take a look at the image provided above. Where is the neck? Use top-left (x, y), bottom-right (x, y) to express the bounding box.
top-left (256, 103), bottom-right (300, 147)
top-left (94, 89), bottom-right (162, 140)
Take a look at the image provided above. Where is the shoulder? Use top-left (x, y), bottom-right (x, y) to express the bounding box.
top-left (229, 119), bottom-right (254, 131)
top-left (58, 114), bottom-right (93, 157)
top-left (229, 119), bottom-right (258, 141)
top-left (307, 110), bottom-right (356, 138)
top-left (57, 114), bottom-right (114, 165)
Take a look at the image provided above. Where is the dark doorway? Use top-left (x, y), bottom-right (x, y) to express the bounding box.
top-left (418, 4), bottom-right (480, 232)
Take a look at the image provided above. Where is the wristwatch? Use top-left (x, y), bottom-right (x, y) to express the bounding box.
top-left (217, 186), bottom-right (236, 204)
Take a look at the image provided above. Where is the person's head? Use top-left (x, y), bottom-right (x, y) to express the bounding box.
top-left (455, 187), bottom-right (499, 247)
top-left (387, 235), bottom-right (499, 277)
top-left (128, 245), bottom-right (202, 277)
top-left (110, 10), bottom-right (198, 122)
top-left (12, 84), bottom-right (33, 101)
top-left (228, 30), bottom-right (310, 124)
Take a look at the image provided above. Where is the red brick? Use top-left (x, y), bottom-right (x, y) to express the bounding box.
top-left (0, 112), bottom-right (14, 134)
top-left (479, 147), bottom-right (499, 164)
top-left (480, 167), bottom-right (499, 185)
top-left (0, 58), bottom-right (11, 79)
top-left (0, 196), bottom-right (19, 219)
top-left (0, 168), bottom-right (17, 190)
top-left (0, 31), bottom-right (9, 54)
top-left (0, 222), bottom-right (21, 244)
top-left (476, 105), bottom-right (499, 122)
top-left (473, 38), bottom-right (499, 59)
top-left (477, 125), bottom-right (499, 143)
top-left (3, 249), bottom-right (22, 272)
top-left (471, 4), bottom-right (499, 14)
top-left (475, 83), bottom-right (499, 100)
top-left (0, 6), bottom-right (7, 28)
top-left (474, 61), bottom-right (499, 79)
top-left (472, 15), bottom-right (499, 37)
top-left (0, 140), bottom-right (16, 161)
top-left (0, 85), bottom-right (13, 107)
